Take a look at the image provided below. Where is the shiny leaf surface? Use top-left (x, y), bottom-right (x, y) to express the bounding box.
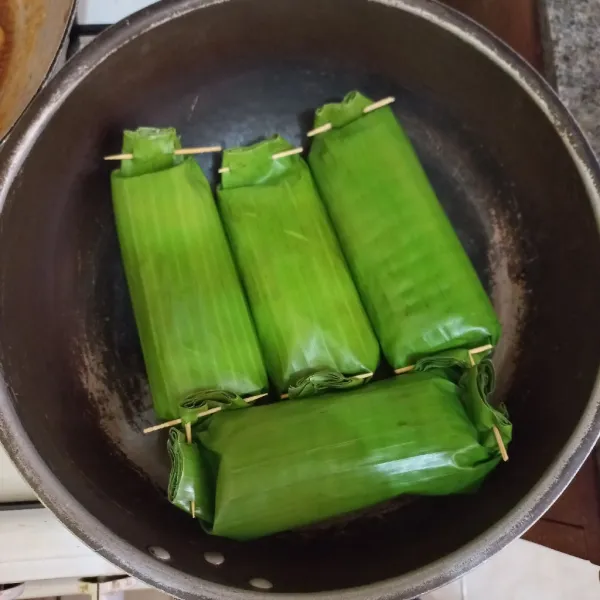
top-left (309, 92), bottom-right (500, 369)
top-left (175, 360), bottom-right (511, 540)
top-left (111, 128), bottom-right (267, 420)
top-left (218, 136), bottom-right (380, 392)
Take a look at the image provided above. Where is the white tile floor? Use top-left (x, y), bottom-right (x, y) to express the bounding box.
top-left (0, 444), bottom-right (34, 502)
top-left (424, 539), bottom-right (600, 600)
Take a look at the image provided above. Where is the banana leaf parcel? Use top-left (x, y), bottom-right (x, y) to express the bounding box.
top-left (168, 353), bottom-right (511, 540)
top-left (308, 92), bottom-right (501, 370)
top-left (217, 136), bottom-right (380, 393)
top-left (111, 128), bottom-right (267, 421)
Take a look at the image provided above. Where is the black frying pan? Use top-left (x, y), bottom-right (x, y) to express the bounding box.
top-left (0, 1), bottom-right (599, 599)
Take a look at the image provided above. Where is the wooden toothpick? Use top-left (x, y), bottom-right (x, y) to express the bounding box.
top-left (306, 96), bottom-right (396, 138)
top-left (493, 426), bottom-right (509, 462)
top-left (219, 147), bottom-right (304, 175)
top-left (107, 97), bottom-right (397, 160)
top-left (467, 344), bottom-right (494, 365)
top-left (175, 147), bottom-right (222, 156)
top-left (271, 147), bottom-right (303, 160)
top-left (307, 123), bottom-right (333, 137)
top-left (143, 392), bottom-right (268, 434)
top-left (352, 372), bottom-right (374, 381)
top-left (362, 96), bottom-right (395, 114)
top-left (183, 422), bottom-right (196, 518)
top-left (104, 146), bottom-right (222, 160)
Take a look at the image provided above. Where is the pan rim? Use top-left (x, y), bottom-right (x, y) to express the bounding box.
top-left (0, 0), bottom-right (599, 598)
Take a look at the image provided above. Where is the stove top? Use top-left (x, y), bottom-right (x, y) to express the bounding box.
top-left (70, 0), bottom-right (160, 54)
top-left (78, 0), bottom-right (159, 26)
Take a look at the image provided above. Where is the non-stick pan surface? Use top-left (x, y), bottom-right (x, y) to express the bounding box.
top-left (0, 1), bottom-right (599, 599)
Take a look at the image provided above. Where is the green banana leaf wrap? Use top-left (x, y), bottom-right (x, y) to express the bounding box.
top-left (167, 428), bottom-right (213, 520)
top-left (111, 128), bottom-right (268, 420)
top-left (168, 392), bottom-right (251, 519)
top-left (308, 92), bottom-right (501, 369)
top-left (217, 135), bottom-right (380, 392)
top-left (180, 359), bottom-right (511, 540)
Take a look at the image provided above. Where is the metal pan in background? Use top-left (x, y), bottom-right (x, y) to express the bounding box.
top-left (0, 0), bottom-right (76, 141)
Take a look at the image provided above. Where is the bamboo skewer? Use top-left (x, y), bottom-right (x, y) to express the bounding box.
top-left (493, 426), bottom-right (509, 463)
top-left (363, 96), bottom-right (396, 113)
top-left (175, 147), bottom-right (222, 156)
top-left (271, 147), bottom-right (304, 160)
top-left (466, 344), bottom-right (494, 360)
top-left (394, 365), bottom-right (416, 375)
top-left (280, 371), bottom-right (373, 400)
top-left (183, 421), bottom-right (196, 517)
top-left (349, 371), bottom-right (374, 380)
top-left (306, 96), bottom-right (396, 137)
top-left (219, 147), bottom-right (304, 174)
top-left (307, 123), bottom-right (333, 137)
top-left (143, 392), bottom-right (269, 434)
top-left (104, 146), bottom-right (222, 161)
top-left (105, 97), bottom-right (395, 160)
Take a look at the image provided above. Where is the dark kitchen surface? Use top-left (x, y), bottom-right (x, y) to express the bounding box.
top-left (443, 0), bottom-right (600, 564)
top-left (524, 460), bottom-right (600, 564)
top-left (542, 0), bottom-right (600, 157)
top-left (445, 0), bottom-right (543, 70)
top-left (61, 0), bottom-right (600, 567)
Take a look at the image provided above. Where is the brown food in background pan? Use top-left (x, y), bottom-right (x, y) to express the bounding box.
top-left (0, 0), bottom-right (75, 141)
